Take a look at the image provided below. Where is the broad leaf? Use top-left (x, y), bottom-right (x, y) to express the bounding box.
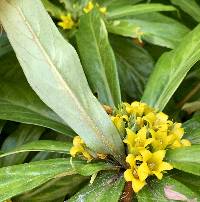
top-left (142, 24), bottom-right (200, 111)
top-left (106, 3), bottom-right (176, 19)
top-left (0, 140), bottom-right (72, 159)
top-left (0, 158), bottom-right (114, 201)
top-left (15, 175), bottom-right (88, 202)
top-left (183, 114), bottom-right (200, 144)
top-left (0, 124), bottom-right (44, 167)
top-left (137, 175), bottom-right (199, 201)
top-left (0, 0), bottom-right (125, 164)
top-left (69, 171), bottom-right (125, 202)
top-left (107, 13), bottom-right (189, 49)
top-left (110, 35), bottom-right (154, 100)
top-left (166, 145), bottom-right (200, 176)
top-left (171, 0), bottom-right (200, 22)
top-left (76, 11), bottom-right (121, 106)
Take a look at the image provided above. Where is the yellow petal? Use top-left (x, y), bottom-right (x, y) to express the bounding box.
top-left (159, 162), bottom-right (173, 172)
top-left (137, 127), bottom-right (147, 141)
top-left (132, 177), bottom-right (146, 193)
top-left (73, 136), bottom-right (84, 146)
top-left (151, 150), bottom-right (166, 162)
top-left (181, 139), bottom-right (191, 147)
top-left (137, 162), bottom-right (150, 181)
top-left (82, 151), bottom-right (93, 161)
top-left (143, 112), bottom-right (156, 126)
top-left (141, 149), bottom-right (152, 162)
top-left (70, 145), bottom-right (83, 157)
top-left (99, 6), bottom-right (107, 14)
top-left (126, 154), bottom-right (136, 168)
top-left (124, 169), bottom-right (134, 182)
top-left (152, 171), bottom-right (163, 180)
top-left (156, 112), bottom-right (168, 122)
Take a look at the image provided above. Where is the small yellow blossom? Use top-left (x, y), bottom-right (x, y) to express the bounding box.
top-left (83, 1), bottom-right (94, 13)
top-left (70, 136), bottom-right (93, 161)
top-left (58, 14), bottom-right (75, 30)
top-left (139, 150), bottom-right (173, 180)
top-left (123, 127), bottom-right (152, 155)
top-left (99, 6), bottom-right (107, 14)
top-left (124, 154), bottom-right (146, 193)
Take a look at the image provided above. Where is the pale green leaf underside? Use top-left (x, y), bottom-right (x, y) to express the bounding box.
top-left (0, 0), bottom-right (125, 164)
top-left (142, 24), bottom-right (200, 111)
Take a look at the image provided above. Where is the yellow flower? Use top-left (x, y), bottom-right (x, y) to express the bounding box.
top-left (111, 115), bottom-right (126, 133)
top-left (83, 1), bottom-right (94, 13)
top-left (150, 129), bottom-right (173, 151)
top-left (123, 127), bottom-right (152, 155)
top-left (124, 154), bottom-right (146, 193)
top-left (70, 136), bottom-right (93, 161)
top-left (139, 150), bottom-right (173, 180)
top-left (99, 6), bottom-right (107, 14)
top-left (58, 14), bottom-right (75, 30)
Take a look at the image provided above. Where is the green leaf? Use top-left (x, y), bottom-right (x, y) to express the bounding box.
top-left (142, 24), bottom-right (200, 111)
top-left (107, 13), bottom-right (189, 49)
top-left (106, 3), bottom-right (176, 19)
top-left (0, 32), bottom-right (12, 57)
top-left (15, 175), bottom-right (88, 202)
top-left (183, 115), bottom-right (200, 144)
top-left (0, 120), bottom-right (6, 135)
top-left (0, 158), bottom-right (114, 201)
top-left (41, 0), bottom-right (65, 18)
top-left (0, 0), bottom-right (125, 164)
top-left (69, 171), bottom-right (125, 202)
top-left (0, 140), bottom-right (72, 159)
top-left (173, 171), bottom-right (200, 195)
top-left (76, 11), bottom-right (121, 106)
top-left (137, 175), bottom-right (199, 201)
top-left (109, 35), bottom-right (154, 100)
top-left (0, 124), bottom-right (44, 167)
top-left (166, 145), bottom-right (200, 176)
top-left (171, 0), bottom-right (200, 22)
top-left (0, 52), bottom-right (74, 137)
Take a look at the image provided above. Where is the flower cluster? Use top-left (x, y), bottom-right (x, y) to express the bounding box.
top-left (58, 1), bottom-right (106, 30)
top-left (111, 101), bottom-right (191, 192)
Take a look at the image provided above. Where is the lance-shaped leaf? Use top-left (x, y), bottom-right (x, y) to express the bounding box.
top-left (76, 11), bottom-right (121, 107)
top-left (166, 145), bottom-right (200, 176)
top-left (0, 0), bottom-right (125, 164)
top-left (0, 124), bottom-right (44, 167)
top-left (107, 13), bottom-right (189, 49)
top-left (69, 171), bottom-right (125, 202)
top-left (106, 3), bottom-right (176, 19)
top-left (0, 158), bottom-right (114, 201)
top-left (0, 52), bottom-right (74, 137)
top-left (0, 140), bottom-right (72, 159)
top-left (142, 24), bottom-right (200, 111)
top-left (171, 0), bottom-right (200, 22)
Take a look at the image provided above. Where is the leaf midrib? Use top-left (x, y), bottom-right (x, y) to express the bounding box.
top-left (11, 2), bottom-right (114, 154)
